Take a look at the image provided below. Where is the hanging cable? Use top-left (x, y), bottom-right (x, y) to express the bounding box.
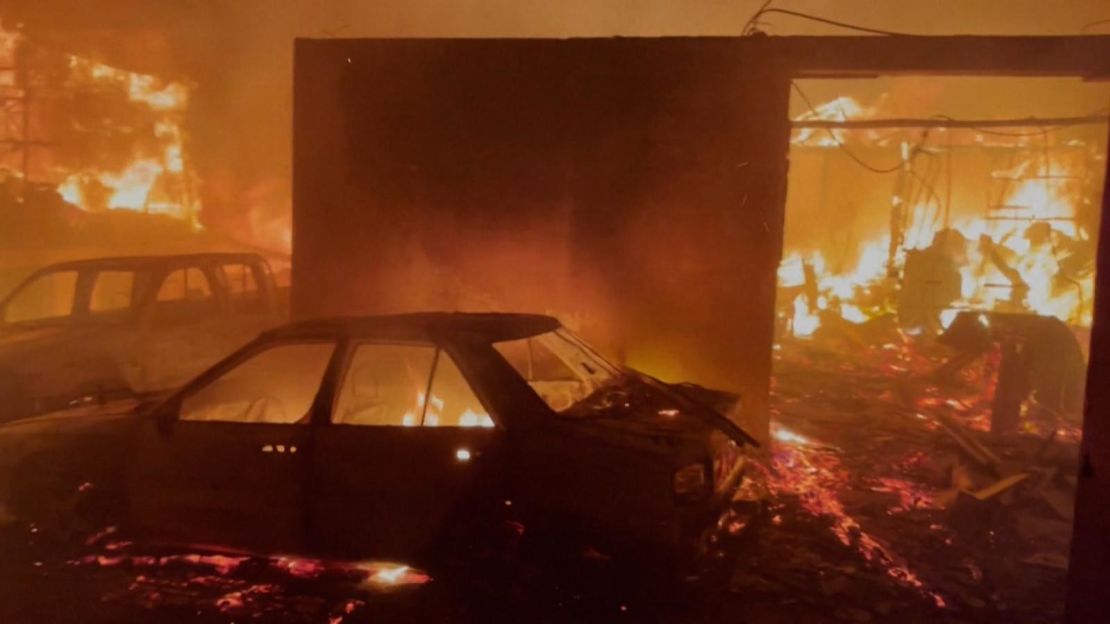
top-left (742, 0), bottom-right (776, 36)
top-left (1080, 18), bottom-right (1110, 33)
top-left (745, 7), bottom-right (916, 37)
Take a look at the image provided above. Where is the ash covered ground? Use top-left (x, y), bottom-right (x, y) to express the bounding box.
top-left (0, 334), bottom-right (1076, 624)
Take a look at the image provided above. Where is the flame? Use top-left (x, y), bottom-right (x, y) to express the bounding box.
top-left (783, 97), bottom-right (1099, 336)
top-left (790, 293), bottom-right (820, 338)
top-left (0, 25), bottom-right (20, 81)
top-left (411, 391), bottom-right (493, 427)
top-left (50, 52), bottom-right (198, 224)
top-left (792, 96), bottom-right (881, 146)
top-left (772, 425), bottom-right (814, 446)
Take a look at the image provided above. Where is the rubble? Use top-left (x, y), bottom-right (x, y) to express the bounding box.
top-left (765, 329), bottom-right (1079, 623)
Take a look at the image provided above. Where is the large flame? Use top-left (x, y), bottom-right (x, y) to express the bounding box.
top-left (783, 95), bottom-right (1100, 337)
top-left (56, 55), bottom-right (198, 224)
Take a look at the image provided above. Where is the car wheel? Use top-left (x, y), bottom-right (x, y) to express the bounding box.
top-left (11, 458), bottom-right (119, 552)
top-left (0, 370), bottom-right (31, 423)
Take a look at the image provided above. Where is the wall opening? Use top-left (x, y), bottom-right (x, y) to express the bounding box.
top-left (771, 74), bottom-right (1109, 615)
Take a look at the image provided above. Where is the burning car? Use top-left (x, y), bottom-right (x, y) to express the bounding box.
top-left (0, 312), bottom-right (763, 589)
top-left (0, 253), bottom-right (285, 422)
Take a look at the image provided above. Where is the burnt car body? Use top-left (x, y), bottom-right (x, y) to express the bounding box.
top-left (0, 253), bottom-right (285, 422)
top-left (0, 313), bottom-right (763, 585)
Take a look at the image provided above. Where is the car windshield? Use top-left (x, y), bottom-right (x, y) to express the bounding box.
top-left (2, 270), bottom-right (79, 323)
top-left (492, 329), bottom-right (623, 414)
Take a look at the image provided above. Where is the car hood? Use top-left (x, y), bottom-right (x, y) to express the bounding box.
top-left (562, 375), bottom-right (757, 448)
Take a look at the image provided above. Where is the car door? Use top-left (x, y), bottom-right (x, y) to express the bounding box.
top-left (212, 261), bottom-right (283, 349)
top-left (129, 338), bottom-right (338, 554)
top-left (310, 341), bottom-right (505, 560)
top-left (132, 264), bottom-right (232, 393)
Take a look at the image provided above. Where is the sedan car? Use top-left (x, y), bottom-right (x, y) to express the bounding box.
top-left (0, 312), bottom-right (764, 587)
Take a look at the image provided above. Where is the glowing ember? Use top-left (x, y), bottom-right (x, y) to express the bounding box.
top-left (869, 477), bottom-right (937, 513)
top-left (358, 562), bottom-right (430, 588)
top-left (770, 424), bottom-right (947, 608)
top-left (772, 425), bottom-right (815, 446)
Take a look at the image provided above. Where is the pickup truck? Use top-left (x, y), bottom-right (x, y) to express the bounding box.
top-left (0, 253), bottom-right (285, 422)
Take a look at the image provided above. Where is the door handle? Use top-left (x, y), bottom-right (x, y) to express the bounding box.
top-left (261, 444), bottom-right (298, 454)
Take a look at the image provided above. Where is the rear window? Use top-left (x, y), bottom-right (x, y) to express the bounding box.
top-left (220, 263), bottom-right (267, 314)
top-left (153, 267), bottom-right (218, 322)
top-left (2, 270), bottom-right (78, 323)
top-left (89, 270), bottom-right (137, 315)
top-left (157, 267), bottom-right (212, 302)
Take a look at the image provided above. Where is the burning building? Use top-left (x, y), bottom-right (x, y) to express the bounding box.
top-left (0, 21), bottom-right (289, 298)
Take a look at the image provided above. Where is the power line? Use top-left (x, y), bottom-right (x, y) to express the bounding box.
top-left (1080, 18), bottom-right (1110, 33)
top-left (743, 0), bottom-right (775, 36)
top-left (746, 7), bottom-right (916, 37)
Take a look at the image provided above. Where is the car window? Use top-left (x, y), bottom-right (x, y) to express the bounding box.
top-left (180, 342), bottom-right (336, 424)
top-left (2, 270), bottom-right (78, 323)
top-left (220, 263), bottom-right (266, 315)
top-left (89, 270), bottom-right (137, 315)
top-left (493, 329), bottom-right (619, 413)
top-left (153, 267), bottom-right (217, 322)
top-left (424, 352), bottom-right (494, 428)
top-left (157, 267), bottom-right (212, 301)
top-left (333, 343), bottom-right (437, 426)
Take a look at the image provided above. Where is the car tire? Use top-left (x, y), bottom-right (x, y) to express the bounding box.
top-left (10, 455), bottom-right (119, 553)
top-left (0, 370), bottom-right (31, 423)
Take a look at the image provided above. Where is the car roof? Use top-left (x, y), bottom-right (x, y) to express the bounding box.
top-left (265, 312), bottom-right (561, 343)
top-left (32, 253), bottom-right (267, 273)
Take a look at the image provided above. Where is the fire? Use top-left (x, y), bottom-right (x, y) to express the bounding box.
top-left (783, 94), bottom-right (1100, 337)
top-left (792, 96), bottom-right (881, 146)
top-left (0, 21), bottom-right (198, 225)
top-left (405, 391), bottom-right (493, 427)
top-left (0, 25), bottom-right (20, 76)
top-left (56, 55), bottom-right (198, 224)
